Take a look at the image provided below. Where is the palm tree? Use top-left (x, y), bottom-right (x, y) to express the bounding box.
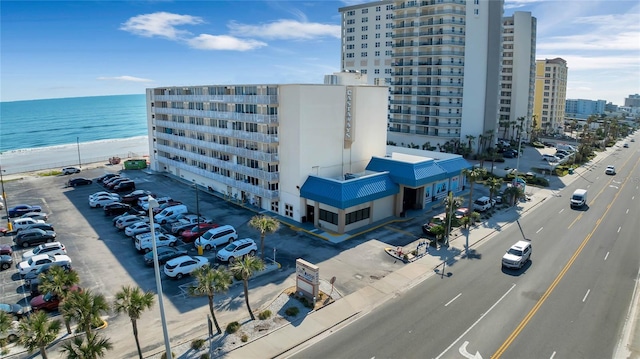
top-left (62, 290), bottom-right (110, 337)
top-left (442, 193), bottom-right (463, 241)
top-left (503, 185), bottom-right (524, 206)
top-left (59, 332), bottom-right (113, 359)
top-left (249, 215), bottom-right (280, 260)
top-left (462, 167), bottom-right (487, 213)
top-left (188, 265), bottom-right (232, 335)
top-left (17, 310), bottom-right (61, 359)
top-left (486, 177), bottom-right (504, 203)
top-left (509, 120), bottom-right (517, 141)
top-left (465, 135), bottom-right (476, 154)
top-left (230, 256), bottom-right (265, 321)
top-left (38, 266), bottom-right (80, 334)
top-left (113, 286), bottom-right (155, 359)
top-left (0, 311), bottom-right (13, 349)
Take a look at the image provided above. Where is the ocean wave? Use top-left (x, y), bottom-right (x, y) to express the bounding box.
top-left (3, 136), bottom-right (149, 154)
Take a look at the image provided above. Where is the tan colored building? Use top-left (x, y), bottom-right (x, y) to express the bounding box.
top-left (533, 58), bottom-right (568, 134)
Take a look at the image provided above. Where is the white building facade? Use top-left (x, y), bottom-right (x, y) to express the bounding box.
top-left (499, 11), bottom-right (536, 140)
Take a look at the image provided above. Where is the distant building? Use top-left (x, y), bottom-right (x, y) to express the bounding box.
top-left (533, 57), bottom-right (568, 134)
top-left (499, 11), bottom-right (537, 140)
top-left (624, 94), bottom-right (640, 107)
top-left (146, 72), bottom-right (471, 234)
top-left (604, 102), bottom-right (619, 113)
top-left (565, 99), bottom-right (606, 119)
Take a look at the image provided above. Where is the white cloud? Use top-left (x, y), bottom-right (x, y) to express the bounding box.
top-left (186, 34), bottom-right (267, 51)
top-left (228, 20), bottom-right (341, 40)
top-left (120, 12), bottom-right (204, 40)
top-left (96, 76), bottom-right (153, 82)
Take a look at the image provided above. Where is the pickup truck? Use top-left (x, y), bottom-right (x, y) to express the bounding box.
top-left (169, 214), bottom-right (212, 234)
top-left (472, 196), bottom-right (496, 212)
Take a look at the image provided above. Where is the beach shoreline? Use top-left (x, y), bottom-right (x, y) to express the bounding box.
top-left (0, 136), bottom-right (150, 176)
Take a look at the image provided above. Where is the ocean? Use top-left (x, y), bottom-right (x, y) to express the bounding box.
top-left (0, 94), bottom-right (148, 152)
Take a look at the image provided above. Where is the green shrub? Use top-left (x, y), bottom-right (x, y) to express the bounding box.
top-left (226, 321), bottom-right (240, 334)
top-left (258, 310), bottom-right (272, 320)
top-left (241, 333), bottom-right (249, 342)
top-left (191, 338), bottom-right (206, 350)
top-left (285, 306), bottom-right (300, 317)
top-left (200, 354), bottom-right (210, 359)
top-left (161, 352), bottom-right (176, 359)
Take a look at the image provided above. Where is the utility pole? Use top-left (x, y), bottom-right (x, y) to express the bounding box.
top-left (76, 137), bottom-right (82, 169)
top-left (0, 165), bottom-right (11, 231)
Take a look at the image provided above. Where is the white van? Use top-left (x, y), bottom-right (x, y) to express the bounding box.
top-left (570, 189), bottom-right (587, 209)
top-left (195, 225), bottom-right (238, 250)
top-left (154, 204), bottom-right (188, 224)
top-left (556, 144), bottom-right (576, 152)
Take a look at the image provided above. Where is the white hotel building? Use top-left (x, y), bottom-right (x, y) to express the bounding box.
top-left (340, 0), bottom-right (504, 150)
top-left (146, 72), bottom-right (471, 234)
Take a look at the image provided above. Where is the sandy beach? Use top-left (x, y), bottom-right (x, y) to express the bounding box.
top-left (0, 136), bottom-right (150, 176)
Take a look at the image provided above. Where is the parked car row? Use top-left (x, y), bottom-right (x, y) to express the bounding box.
top-left (96, 173), bottom-right (136, 192)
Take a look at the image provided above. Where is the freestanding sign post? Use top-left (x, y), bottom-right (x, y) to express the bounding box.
top-left (295, 259), bottom-right (319, 302)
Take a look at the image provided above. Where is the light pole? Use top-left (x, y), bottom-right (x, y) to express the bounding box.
top-left (147, 196), bottom-right (172, 359)
top-left (193, 180), bottom-right (200, 228)
top-left (76, 137), bottom-right (82, 169)
top-left (0, 166), bottom-right (11, 231)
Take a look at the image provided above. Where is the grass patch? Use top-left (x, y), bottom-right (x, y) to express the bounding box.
top-left (226, 321), bottom-right (240, 334)
top-left (284, 306), bottom-right (300, 317)
top-left (191, 338), bottom-right (206, 350)
top-left (258, 310), bottom-right (272, 320)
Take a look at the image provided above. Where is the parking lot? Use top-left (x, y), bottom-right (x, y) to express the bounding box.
top-left (1, 166), bottom-right (417, 357)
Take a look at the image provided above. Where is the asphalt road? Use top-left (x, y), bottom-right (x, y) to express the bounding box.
top-left (293, 143), bottom-right (640, 358)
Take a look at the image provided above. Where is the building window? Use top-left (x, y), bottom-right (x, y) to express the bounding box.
top-left (362, 34), bottom-right (368, 40)
top-left (345, 208), bottom-right (371, 225)
top-left (376, 15), bottom-right (381, 21)
top-left (474, 9), bottom-right (479, 15)
top-left (319, 209), bottom-right (338, 225)
top-left (346, 10), bottom-right (355, 16)
top-left (346, 19), bottom-right (355, 25)
top-left (361, 52), bottom-right (368, 57)
top-left (375, 42), bottom-right (380, 47)
top-left (361, 43), bottom-right (368, 49)
top-left (361, 8), bottom-right (368, 14)
top-left (376, 24), bottom-right (381, 30)
top-left (361, 69), bottom-right (367, 74)
top-left (271, 201), bottom-right (279, 213)
top-left (285, 204), bottom-right (293, 218)
top-left (361, 26), bottom-right (368, 31)
top-left (362, 17), bottom-right (368, 23)
top-left (386, 14), bottom-right (393, 20)
top-left (374, 69), bottom-right (380, 74)
top-left (346, 36), bottom-right (355, 41)
top-left (375, 51), bottom-right (380, 56)
top-left (347, 27), bottom-right (355, 33)
top-left (346, 53), bottom-right (354, 58)
top-left (376, 6), bottom-right (381, 12)
top-left (375, 33), bottom-right (381, 38)
top-left (346, 44), bottom-right (355, 50)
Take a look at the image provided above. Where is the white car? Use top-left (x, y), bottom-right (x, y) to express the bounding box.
top-left (605, 165), bottom-right (616, 175)
top-left (22, 242), bottom-right (67, 261)
top-left (89, 196), bottom-right (119, 208)
top-left (135, 233), bottom-right (178, 253)
top-left (115, 215), bottom-right (148, 230)
top-left (20, 212), bottom-right (49, 221)
top-left (140, 196), bottom-right (172, 211)
top-left (12, 218), bottom-right (46, 232)
top-left (125, 222), bottom-right (161, 237)
top-left (17, 253), bottom-right (72, 276)
top-left (62, 167), bottom-right (81, 175)
top-left (89, 191), bottom-right (120, 200)
top-left (163, 255), bottom-right (208, 279)
top-left (216, 238), bottom-right (258, 263)
top-left (502, 241), bottom-right (532, 269)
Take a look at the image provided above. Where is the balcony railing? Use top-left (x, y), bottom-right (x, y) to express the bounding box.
top-left (152, 108), bottom-right (279, 124)
top-left (154, 94), bottom-right (278, 105)
top-left (155, 133), bottom-right (279, 163)
top-left (157, 158), bottom-right (279, 200)
top-left (154, 120), bottom-right (279, 144)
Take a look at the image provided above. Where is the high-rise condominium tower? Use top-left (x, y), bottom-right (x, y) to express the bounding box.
top-left (533, 57), bottom-right (568, 134)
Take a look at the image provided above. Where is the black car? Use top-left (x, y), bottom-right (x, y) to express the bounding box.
top-left (14, 228), bottom-right (56, 248)
top-left (121, 190), bottom-right (154, 205)
top-left (503, 149), bottom-right (519, 158)
top-left (97, 173), bottom-right (119, 184)
top-left (143, 247), bottom-right (188, 267)
top-left (22, 223), bottom-right (55, 232)
top-left (8, 204), bottom-right (42, 218)
top-left (68, 177), bottom-right (93, 187)
top-left (113, 180), bottom-right (136, 193)
top-left (0, 255), bottom-right (13, 270)
top-left (102, 175), bottom-right (122, 186)
top-left (23, 262), bottom-right (72, 284)
top-left (104, 202), bottom-right (132, 216)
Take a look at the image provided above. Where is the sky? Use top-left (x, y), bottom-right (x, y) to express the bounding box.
top-left (1, 0), bottom-right (638, 104)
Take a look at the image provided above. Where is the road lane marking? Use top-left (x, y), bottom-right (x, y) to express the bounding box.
top-left (618, 227), bottom-right (621, 233)
top-left (604, 252), bottom-right (609, 261)
top-left (582, 289), bottom-right (591, 302)
top-left (559, 209), bottom-right (564, 214)
top-left (445, 293), bottom-right (462, 307)
top-left (493, 154), bottom-right (640, 359)
top-left (550, 351), bottom-right (557, 359)
top-left (536, 227), bottom-right (543, 234)
top-left (627, 209), bottom-right (630, 214)
top-left (587, 184), bottom-right (591, 188)
top-left (436, 284), bottom-right (516, 359)
top-left (568, 213), bottom-right (583, 229)
top-left (459, 341), bottom-right (484, 359)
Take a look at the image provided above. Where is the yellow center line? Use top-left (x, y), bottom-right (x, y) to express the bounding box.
top-left (493, 154), bottom-right (640, 358)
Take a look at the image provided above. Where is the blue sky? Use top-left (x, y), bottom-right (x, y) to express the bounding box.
top-left (1, 0), bottom-right (638, 104)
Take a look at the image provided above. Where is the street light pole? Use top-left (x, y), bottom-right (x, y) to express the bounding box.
top-left (194, 180), bottom-right (200, 228)
top-left (76, 137), bottom-right (82, 169)
top-left (0, 166), bottom-right (11, 231)
top-left (147, 196), bottom-right (172, 359)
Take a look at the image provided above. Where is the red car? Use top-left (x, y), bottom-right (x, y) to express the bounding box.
top-left (30, 286), bottom-right (82, 311)
top-left (181, 223), bottom-right (219, 243)
top-left (0, 244), bottom-right (12, 256)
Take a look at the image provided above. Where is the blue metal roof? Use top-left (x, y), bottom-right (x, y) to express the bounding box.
top-left (435, 157), bottom-right (473, 176)
top-left (300, 172), bottom-right (399, 209)
top-left (366, 157), bottom-right (448, 187)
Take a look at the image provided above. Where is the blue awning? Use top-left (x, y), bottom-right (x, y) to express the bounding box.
top-left (300, 172), bottom-right (399, 209)
top-left (366, 157), bottom-right (448, 187)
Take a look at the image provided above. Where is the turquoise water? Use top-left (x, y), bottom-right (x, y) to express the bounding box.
top-left (0, 94), bottom-right (147, 152)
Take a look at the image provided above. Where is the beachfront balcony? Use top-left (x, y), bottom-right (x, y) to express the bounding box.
top-left (154, 120), bottom-right (279, 144)
top-left (155, 133), bottom-right (279, 163)
top-left (156, 144), bottom-right (279, 183)
top-left (152, 108), bottom-right (278, 124)
top-left (158, 158), bottom-right (279, 200)
top-left (154, 94), bottom-right (278, 105)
